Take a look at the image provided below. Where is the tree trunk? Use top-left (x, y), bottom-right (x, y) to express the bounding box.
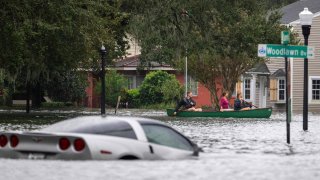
top-left (31, 82), bottom-right (42, 108)
top-left (26, 83), bottom-right (31, 113)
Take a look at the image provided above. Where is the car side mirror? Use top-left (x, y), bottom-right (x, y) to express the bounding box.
top-left (192, 143), bottom-right (203, 156)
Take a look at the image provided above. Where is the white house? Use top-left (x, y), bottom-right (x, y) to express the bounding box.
top-left (239, 0), bottom-right (320, 113)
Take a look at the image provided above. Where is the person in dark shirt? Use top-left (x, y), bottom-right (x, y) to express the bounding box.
top-left (234, 92), bottom-right (251, 111)
top-left (173, 91), bottom-right (202, 115)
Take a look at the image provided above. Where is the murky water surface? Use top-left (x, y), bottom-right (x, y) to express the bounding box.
top-left (0, 109), bottom-right (320, 180)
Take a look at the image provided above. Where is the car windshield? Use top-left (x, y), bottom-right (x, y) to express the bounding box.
top-left (41, 118), bottom-right (137, 139)
top-left (141, 124), bottom-right (194, 151)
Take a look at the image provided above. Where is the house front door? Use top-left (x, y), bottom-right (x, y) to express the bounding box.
top-left (259, 76), bottom-right (267, 108)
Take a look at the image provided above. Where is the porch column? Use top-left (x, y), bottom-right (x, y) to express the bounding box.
top-left (251, 74), bottom-right (257, 105)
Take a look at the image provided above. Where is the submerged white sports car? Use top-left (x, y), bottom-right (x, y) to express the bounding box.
top-left (0, 116), bottom-right (200, 160)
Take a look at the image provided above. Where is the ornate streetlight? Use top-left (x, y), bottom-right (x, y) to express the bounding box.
top-left (100, 45), bottom-right (107, 115)
top-left (299, 7), bottom-right (313, 131)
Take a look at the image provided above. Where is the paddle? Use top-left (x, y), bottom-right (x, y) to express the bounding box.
top-left (244, 100), bottom-right (259, 109)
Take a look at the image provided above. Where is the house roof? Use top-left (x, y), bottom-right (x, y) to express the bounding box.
top-left (115, 55), bottom-right (140, 67)
top-left (114, 55), bottom-right (174, 71)
top-left (281, 0), bottom-right (320, 24)
top-left (271, 68), bottom-right (286, 77)
top-left (246, 62), bottom-right (270, 75)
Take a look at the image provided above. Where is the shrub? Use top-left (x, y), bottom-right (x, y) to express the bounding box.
top-left (139, 71), bottom-right (183, 105)
top-left (161, 78), bottom-right (184, 103)
top-left (125, 88), bottom-right (141, 108)
top-left (95, 69), bottom-right (128, 107)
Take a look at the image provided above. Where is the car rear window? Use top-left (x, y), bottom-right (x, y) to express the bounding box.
top-left (42, 120), bottom-right (137, 139)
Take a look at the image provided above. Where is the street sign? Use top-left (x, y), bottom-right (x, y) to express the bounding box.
top-left (281, 31), bottom-right (290, 45)
top-left (307, 46), bottom-right (315, 59)
top-left (258, 44), bottom-right (314, 59)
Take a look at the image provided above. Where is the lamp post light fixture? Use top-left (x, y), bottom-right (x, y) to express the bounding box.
top-left (100, 45), bottom-right (107, 115)
top-left (299, 7), bottom-right (313, 131)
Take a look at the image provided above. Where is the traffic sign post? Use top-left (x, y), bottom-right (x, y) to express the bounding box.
top-left (258, 27), bottom-right (318, 144)
top-left (285, 57), bottom-right (290, 144)
top-left (258, 44), bottom-right (314, 59)
top-left (257, 42), bottom-right (317, 144)
top-left (281, 31), bottom-right (290, 45)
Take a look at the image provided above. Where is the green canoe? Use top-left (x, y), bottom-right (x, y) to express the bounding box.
top-left (166, 107), bottom-right (272, 118)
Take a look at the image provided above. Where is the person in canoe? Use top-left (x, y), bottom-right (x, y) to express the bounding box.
top-left (219, 91), bottom-right (230, 111)
top-left (173, 91), bottom-right (202, 115)
top-left (234, 92), bottom-right (252, 111)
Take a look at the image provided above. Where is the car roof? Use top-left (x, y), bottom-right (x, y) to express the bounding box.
top-left (40, 115), bottom-right (167, 132)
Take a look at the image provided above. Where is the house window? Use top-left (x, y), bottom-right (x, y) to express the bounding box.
top-left (278, 78), bottom-right (286, 101)
top-left (244, 79), bottom-right (251, 100)
top-left (126, 76), bottom-right (134, 89)
top-left (188, 76), bottom-right (198, 96)
top-left (309, 76), bottom-right (320, 103)
top-left (136, 76), bottom-right (144, 88)
top-left (125, 76), bottom-right (144, 89)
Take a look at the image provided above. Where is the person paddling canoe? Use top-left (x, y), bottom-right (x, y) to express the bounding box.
top-left (173, 91), bottom-right (202, 115)
top-left (234, 92), bottom-right (252, 111)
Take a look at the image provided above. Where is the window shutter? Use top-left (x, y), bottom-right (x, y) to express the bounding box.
top-left (236, 80), bottom-right (242, 94)
top-left (270, 79), bottom-right (277, 101)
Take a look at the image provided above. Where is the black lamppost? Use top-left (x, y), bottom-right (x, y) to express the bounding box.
top-left (181, 10), bottom-right (189, 96)
top-left (100, 45), bottom-right (107, 115)
top-left (299, 8), bottom-right (313, 131)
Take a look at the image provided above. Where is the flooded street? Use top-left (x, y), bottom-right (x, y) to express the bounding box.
top-left (1, 110), bottom-right (320, 180)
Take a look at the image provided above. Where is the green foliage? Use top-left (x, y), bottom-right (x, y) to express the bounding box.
top-left (127, 0), bottom-right (293, 109)
top-left (125, 88), bottom-right (141, 107)
top-left (139, 71), bottom-right (182, 105)
top-left (96, 70), bottom-right (128, 107)
top-left (161, 78), bottom-right (184, 103)
top-left (0, 0), bottom-right (130, 107)
top-left (46, 71), bottom-right (87, 103)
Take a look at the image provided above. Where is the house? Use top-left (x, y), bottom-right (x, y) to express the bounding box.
top-left (85, 32), bottom-right (228, 108)
top-left (237, 63), bottom-right (270, 109)
top-left (85, 54), bottom-right (217, 108)
top-left (239, 0), bottom-right (320, 113)
top-left (113, 55), bottom-right (215, 107)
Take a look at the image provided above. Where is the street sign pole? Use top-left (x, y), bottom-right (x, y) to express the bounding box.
top-left (282, 30), bottom-right (291, 144)
top-left (285, 56), bottom-right (290, 144)
top-left (257, 42), bottom-right (315, 144)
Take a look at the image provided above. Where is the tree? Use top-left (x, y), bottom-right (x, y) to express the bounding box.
top-left (0, 0), bottom-right (130, 109)
top-left (127, 0), bottom-right (289, 109)
top-left (46, 71), bottom-right (87, 104)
